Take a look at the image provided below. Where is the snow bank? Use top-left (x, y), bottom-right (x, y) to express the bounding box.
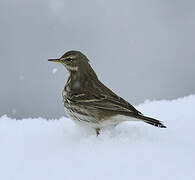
top-left (0, 95), bottom-right (195, 180)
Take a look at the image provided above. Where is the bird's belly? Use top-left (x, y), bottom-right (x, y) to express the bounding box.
top-left (99, 115), bottom-right (137, 127)
top-left (64, 105), bottom-right (131, 129)
top-left (63, 100), bottom-right (138, 129)
top-left (63, 103), bottom-right (100, 128)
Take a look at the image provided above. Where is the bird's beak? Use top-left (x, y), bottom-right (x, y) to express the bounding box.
top-left (48, 58), bottom-right (61, 63)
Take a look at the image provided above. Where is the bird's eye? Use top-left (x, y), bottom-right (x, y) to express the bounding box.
top-left (66, 57), bottom-right (73, 62)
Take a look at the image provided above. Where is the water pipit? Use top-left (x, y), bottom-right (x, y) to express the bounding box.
top-left (48, 51), bottom-right (166, 135)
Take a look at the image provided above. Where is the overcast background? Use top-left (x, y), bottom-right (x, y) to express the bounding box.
top-left (0, 0), bottom-right (194, 119)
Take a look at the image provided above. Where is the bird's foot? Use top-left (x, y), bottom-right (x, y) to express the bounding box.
top-left (95, 128), bottom-right (100, 136)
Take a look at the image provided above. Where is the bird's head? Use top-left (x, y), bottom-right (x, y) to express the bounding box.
top-left (48, 50), bottom-right (90, 73)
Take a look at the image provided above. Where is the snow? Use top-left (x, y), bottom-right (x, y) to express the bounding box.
top-left (52, 68), bottom-right (58, 74)
top-left (0, 95), bottom-right (195, 180)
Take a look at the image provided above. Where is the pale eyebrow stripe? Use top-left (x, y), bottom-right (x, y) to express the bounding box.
top-left (60, 55), bottom-right (76, 60)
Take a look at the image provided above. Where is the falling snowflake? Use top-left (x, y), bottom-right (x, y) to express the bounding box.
top-left (52, 68), bottom-right (58, 74)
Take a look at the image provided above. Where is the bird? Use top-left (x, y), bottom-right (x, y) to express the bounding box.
top-left (48, 50), bottom-right (166, 135)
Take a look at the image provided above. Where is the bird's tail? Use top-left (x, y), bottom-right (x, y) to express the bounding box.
top-left (136, 115), bottom-right (166, 128)
top-left (121, 112), bottom-right (166, 128)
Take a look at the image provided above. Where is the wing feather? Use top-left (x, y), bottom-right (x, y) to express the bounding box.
top-left (68, 90), bottom-right (142, 115)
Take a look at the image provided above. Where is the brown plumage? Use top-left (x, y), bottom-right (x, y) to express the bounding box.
top-left (48, 50), bottom-right (166, 135)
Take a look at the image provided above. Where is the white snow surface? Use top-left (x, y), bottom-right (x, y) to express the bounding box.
top-left (0, 95), bottom-right (195, 180)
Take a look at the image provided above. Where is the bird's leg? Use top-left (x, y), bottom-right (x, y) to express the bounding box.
top-left (95, 128), bottom-right (100, 136)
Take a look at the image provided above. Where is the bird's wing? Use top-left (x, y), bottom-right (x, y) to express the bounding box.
top-left (67, 90), bottom-right (142, 115)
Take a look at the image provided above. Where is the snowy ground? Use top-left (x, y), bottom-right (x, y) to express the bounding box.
top-left (0, 95), bottom-right (195, 180)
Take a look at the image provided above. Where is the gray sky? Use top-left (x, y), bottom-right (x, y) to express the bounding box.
top-left (0, 0), bottom-right (195, 119)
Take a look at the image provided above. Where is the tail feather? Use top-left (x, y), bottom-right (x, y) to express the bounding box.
top-left (121, 111), bottom-right (167, 128)
top-left (136, 115), bottom-right (166, 128)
